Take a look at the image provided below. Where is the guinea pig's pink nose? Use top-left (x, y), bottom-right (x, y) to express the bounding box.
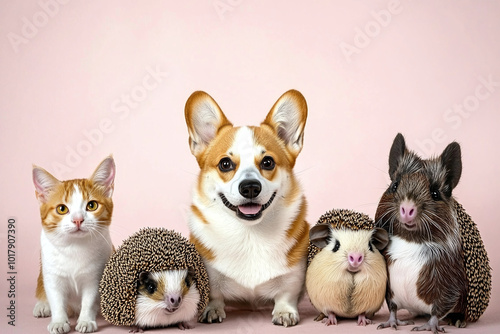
top-left (400, 200), bottom-right (417, 225)
top-left (165, 293), bottom-right (182, 311)
top-left (348, 252), bottom-right (364, 268)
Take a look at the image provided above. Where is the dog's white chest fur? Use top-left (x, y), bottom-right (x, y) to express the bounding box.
top-left (387, 236), bottom-right (432, 315)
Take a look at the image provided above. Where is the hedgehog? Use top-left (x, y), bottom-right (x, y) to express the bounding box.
top-left (99, 228), bottom-right (210, 331)
top-left (306, 209), bottom-right (389, 326)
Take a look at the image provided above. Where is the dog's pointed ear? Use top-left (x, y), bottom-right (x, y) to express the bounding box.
top-left (262, 90), bottom-right (308, 161)
top-left (185, 91), bottom-right (232, 158)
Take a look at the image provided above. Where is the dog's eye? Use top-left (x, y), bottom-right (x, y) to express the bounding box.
top-left (260, 156), bottom-right (275, 170)
top-left (218, 157), bottom-right (235, 172)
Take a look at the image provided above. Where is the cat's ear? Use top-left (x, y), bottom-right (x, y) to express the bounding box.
top-left (32, 166), bottom-right (60, 204)
top-left (91, 156), bottom-right (115, 197)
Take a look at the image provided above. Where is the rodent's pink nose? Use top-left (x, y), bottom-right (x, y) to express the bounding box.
top-left (348, 252), bottom-right (364, 268)
top-left (400, 201), bottom-right (417, 225)
top-left (165, 293), bottom-right (182, 311)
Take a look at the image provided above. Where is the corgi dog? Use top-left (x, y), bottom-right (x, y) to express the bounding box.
top-left (184, 90), bottom-right (309, 327)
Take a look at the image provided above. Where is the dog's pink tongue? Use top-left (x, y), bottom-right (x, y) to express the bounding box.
top-left (238, 204), bottom-right (262, 215)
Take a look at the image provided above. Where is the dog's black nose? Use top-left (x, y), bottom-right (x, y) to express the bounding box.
top-left (239, 179), bottom-right (262, 199)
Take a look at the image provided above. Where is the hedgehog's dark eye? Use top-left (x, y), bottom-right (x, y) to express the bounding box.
top-left (332, 240), bottom-right (340, 252)
top-left (147, 282), bottom-right (156, 294)
top-left (218, 157), bottom-right (235, 172)
top-left (260, 156), bottom-right (275, 171)
top-left (430, 188), bottom-right (441, 201)
top-left (368, 241), bottom-right (374, 252)
top-left (391, 181), bottom-right (399, 193)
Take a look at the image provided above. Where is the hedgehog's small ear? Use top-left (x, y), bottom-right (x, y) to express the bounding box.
top-left (138, 271), bottom-right (150, 285)
top-left (309, 223), bottom-right (331, 249)
top-left (388, 133), bottom-right (406, 181)
top-left (372, 228), bottom-right (389, 251)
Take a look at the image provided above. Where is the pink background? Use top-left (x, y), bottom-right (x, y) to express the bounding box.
top-left (1, 1), bottom-right (499, 333)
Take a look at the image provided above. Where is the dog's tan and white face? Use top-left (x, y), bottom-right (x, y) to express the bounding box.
top-left (185, 90), bottom-right (307, 225)
top-left (185, 90), bottom-right (309, 327)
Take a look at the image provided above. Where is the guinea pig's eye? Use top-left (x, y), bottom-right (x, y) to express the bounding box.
top-left (56, 204), bottom-right (69, 215)
top-left (368, 241), bottom-right (374, 252)
top-left (218, 157), bottom-right (235, 172)
top-left (332, 240), bottom-right (340, 252)
top-left (147, 282), bottom-right (157, 294)
top-left (260, 156), bottom-right (275, 171)
top-left (86, 200), bottom-right (98, 211)
top-left (391, 181), bottom-right (399, 193)
top-left (431, 189), bottom-right (441, 201)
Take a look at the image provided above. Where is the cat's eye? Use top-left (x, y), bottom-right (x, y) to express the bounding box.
top-left (86, 200), bottom-right (98, 211)
top-left (56, 205), bottom-right (69, 215)
top-left (260, 156), bottom-right (275, 170)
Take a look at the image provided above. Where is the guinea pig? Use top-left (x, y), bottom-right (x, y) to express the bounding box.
top-left (134, 269), bottom-right (200, 332)
top-left (375, 133), bottom-right (491, 333)
top-left (306, 209), bottom-right (389, 326)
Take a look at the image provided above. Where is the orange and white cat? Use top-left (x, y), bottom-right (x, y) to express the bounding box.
top-left (32, 156), bottom-right (115, 334)
top-left (184, 90), bottom-right (309, 327)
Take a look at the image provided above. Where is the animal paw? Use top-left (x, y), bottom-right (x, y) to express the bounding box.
top-left (411, 316), bottom-right (445, 334)
top-left (357, 313), bottom-right (372, 326)
top-left (129, 326), bottom-right (143, 333)
top-left (199, 302), bottom-right (226, 323)
top-left (377, 318), bottom-right (414, 330)
top-left (321, 312), bottom-right (337, 326)
top-left (177, 321), bottom-right (194, 330)
top-left (272, 310), bottom-right (299, 327)
top-left (75, 320), bottom-right (97, 333)
top-left (33, 300), bottom-right (51, 318)
top-left (48, 320), bottom-right (70, 334)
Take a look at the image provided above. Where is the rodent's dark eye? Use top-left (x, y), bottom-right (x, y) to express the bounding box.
top-left (368, 241), bottom-right (374, 252)
top-left (147, 282), bottom-right (156, 294)
top-left (260, 156), bottom-right (275, 171)
top-left (56, 204), bottom-right (69, 215)
top-left (86, 200), bottom-right (98, 211)
top-left (218, 157), bottom-right (235, 172)
top-left (391, 181), bottom-right (399, 193)
top-left (332, 240), bottom-right (340, 252)
top-left (431, 189), bottom-right (441, 201)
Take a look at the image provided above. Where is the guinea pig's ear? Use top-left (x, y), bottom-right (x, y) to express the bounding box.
top-left (388, 133), bottom-right (406, 180)
top-left (138, 271), bottom-right (150, 286)
top-left (309, 223), bottom-right (331, 249)
top-left (185, 267), bottom-right (196, 287)
top-left (440, 142), bottom-right (462, 192)
top-left (372, 228), bottom-right (389, 251)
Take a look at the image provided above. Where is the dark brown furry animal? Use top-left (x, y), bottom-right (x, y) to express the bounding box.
top-left (375, 133), bottom-right (491, 333)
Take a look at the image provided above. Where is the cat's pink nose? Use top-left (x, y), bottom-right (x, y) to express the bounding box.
top-left (72, 214), bottom-right (84, 229)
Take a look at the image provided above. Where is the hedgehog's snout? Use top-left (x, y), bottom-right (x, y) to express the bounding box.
top-left (164, 292), bottom-right (183, 312)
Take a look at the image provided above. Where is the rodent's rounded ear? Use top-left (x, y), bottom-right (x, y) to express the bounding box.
top-left (440, 142), bottom-right (462, 191)
top-left (309, 223), bottom-right (331, 249)
top-left (138, 271), bottom-right (150, 285)
top-left (372, 228), bottom-right (389, 251)
top-left (388, 133), bottom-right (406, 180)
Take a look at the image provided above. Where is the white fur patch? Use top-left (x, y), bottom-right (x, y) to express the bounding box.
top-left (387, 236), bottom-right (433, 315)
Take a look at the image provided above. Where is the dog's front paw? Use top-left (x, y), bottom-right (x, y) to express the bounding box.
top-left (198, 301), bottom-right (226, 324)
top-left (33, 300), bottom-right (51, 318)
top-left (48, 320), bottom-right (70, 334)
top-left (75, 320), bottom-right (97, 333)
top-left (272, 308), bottom-right (300, 327)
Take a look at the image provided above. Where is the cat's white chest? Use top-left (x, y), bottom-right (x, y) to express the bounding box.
top-left (387, 236), bottom-right (432, 315)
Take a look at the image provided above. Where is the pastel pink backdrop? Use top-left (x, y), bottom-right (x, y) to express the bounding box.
top-left (1, 1), bottom-right (499, 333)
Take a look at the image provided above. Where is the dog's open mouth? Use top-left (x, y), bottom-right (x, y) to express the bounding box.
top-left (220, 192), bottom-right (277, 221)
